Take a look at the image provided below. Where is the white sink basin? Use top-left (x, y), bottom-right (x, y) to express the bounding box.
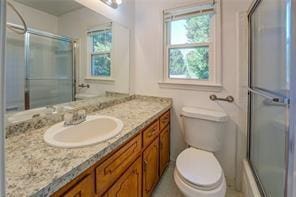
top-left (44, 115), bottom-right (123, 148)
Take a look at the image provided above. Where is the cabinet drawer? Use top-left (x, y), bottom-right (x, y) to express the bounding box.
top-left (63, 174), bottom-right (94, 197)
top-left (160, 111), bottom-right (170, 131)
top-left (143, 120), bottom-right (159, 148)
top-left (95, 135), bottom-right (141, 196)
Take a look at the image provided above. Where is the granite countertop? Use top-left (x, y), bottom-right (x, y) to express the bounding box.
top-left (5, 96), bottom-right (172, 197)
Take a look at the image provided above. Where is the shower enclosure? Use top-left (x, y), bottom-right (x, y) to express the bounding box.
top-left (248, 0), bottom-right (295, 196)
top-left (6, 23), bottom-right (75, 112)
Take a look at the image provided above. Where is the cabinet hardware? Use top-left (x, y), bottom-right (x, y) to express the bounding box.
top-left (143, 160), bottom-right (148, 172)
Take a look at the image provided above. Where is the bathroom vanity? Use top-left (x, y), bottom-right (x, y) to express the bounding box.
top-left (5, 96), bottom-right (172, 196)
top-left (52, 110), bottom-right (170, 197)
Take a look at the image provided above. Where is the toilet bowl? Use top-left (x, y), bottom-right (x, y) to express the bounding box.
top-left (174, 148), bottom-right (226, 197)
top-left (174, 107), bottom-right (228, 197)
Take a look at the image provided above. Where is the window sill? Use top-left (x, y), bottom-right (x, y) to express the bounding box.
top-left (85, 77), bottom-right (115, 82)
top-left (158, 81), bottom-right (223, 92)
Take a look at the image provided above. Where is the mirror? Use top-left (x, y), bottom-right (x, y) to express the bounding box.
top-left (5, 0), bottom-right (130, 122)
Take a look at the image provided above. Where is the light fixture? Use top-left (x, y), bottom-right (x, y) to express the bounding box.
top-left (101, 0), bottom-right (122, 9)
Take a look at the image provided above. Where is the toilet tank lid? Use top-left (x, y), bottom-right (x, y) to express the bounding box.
top-left (181, 107), bottom-right (228, 122)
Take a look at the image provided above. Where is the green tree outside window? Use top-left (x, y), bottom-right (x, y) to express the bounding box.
top-left (169, 14), bottom-right (212, 80)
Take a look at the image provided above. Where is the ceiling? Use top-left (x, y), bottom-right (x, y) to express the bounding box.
top-left (14, 0), bottom-right (84, 16)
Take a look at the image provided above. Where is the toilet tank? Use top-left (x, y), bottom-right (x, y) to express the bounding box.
top-left (181, 107), bottom-right (228, 152)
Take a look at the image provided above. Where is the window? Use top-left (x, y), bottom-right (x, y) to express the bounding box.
top-left (163, 1), bottom-right (221, 88)
top-left (87, 24), bottom-right (112, 79)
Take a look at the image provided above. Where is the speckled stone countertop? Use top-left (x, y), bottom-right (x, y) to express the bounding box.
top-left (6, 96), bottom-right (172, 197)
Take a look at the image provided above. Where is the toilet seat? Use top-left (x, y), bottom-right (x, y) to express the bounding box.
top-left (176, 148), bottom-right (224, 191)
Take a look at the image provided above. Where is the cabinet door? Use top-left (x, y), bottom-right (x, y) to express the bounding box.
top-left (96, 135), bottom-right (141, 196)
top-left (63, 175), bottom-right (94, 197)
top-left (104, 157), bottom-right (142, 197)
top-left (159, 126), bottom-right (170, 175)
top-left (143, 138), bottom-right (159, 197)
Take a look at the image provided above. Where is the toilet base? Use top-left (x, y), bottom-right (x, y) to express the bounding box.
top-left (174, 168), bottom-right (226, 197)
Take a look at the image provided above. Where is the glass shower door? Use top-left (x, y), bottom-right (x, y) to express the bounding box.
top-left (249, 91), bottom-right (288, 196)
top-left (5, 29), bottom-right (25, 111)
top-left (249, 0), bottom-right (290, 196)
top-left (26, 33), bottom-right (74, 109)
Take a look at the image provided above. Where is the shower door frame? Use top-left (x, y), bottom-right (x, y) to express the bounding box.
top-left (247, 2), bottom-right (266, 196)
top-left (7, 23), bottom-right (77, 109)
top-left (247, 0), bottom-right (295, 196)
top-left (0, 0), bottom-right (6, 195)
top-left (286, 0), bottom-right (296, 196)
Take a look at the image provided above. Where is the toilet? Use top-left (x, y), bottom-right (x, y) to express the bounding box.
top-left (174, 106), bottom-right (228, 197)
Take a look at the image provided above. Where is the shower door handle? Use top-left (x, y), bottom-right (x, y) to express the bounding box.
top-left (248, 88), bottom-right (290, 105)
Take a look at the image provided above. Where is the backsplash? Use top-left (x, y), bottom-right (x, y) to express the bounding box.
top-left (5, 93), bottom-right (173, 138)
top-left (5, 92), bottom-right (133, 138)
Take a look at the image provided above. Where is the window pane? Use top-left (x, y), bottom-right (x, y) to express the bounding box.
top-left (91, 54), bottom-right (111, 77)
top-left (92, 30), bottom-right (112, 53)
top-left (169, 47), bottom-right (209, 80)
top-left (170, 14), bottom-right (212, 45)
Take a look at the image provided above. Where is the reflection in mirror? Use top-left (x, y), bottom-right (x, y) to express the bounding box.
top-left (5, 0), bottom-right (130, 123)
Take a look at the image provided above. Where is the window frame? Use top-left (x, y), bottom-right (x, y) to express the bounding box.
top-left (162, 0), bottom-right (222, 89)
top-left (86, 23), bottom-right (114, 81)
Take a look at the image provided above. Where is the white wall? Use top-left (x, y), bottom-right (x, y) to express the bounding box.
top-left (76, 0), bottom-right (135, 93)
top-left (133, 0), bottom-right (252, 187)
top-left (7, 0), bottom-right (58, 33)
top-left (75, 0), bottom-right (134, 29)
top-left (58, 8), bottom-right (130, 95)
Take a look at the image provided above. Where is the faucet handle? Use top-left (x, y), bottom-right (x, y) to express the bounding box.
top-left (78, 110), bottom-right (86, 120)
top-left (64, 112), bottom-right (73, 126)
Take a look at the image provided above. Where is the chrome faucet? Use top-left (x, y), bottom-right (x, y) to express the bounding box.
top-left (46, 105), bottom-right (56, 113)
top-left (64, 110), bottom-right (87, 126)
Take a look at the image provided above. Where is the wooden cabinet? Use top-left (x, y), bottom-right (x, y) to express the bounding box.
top-left (96, 135), bottom-right (141, 196)
top-left (53, 110), bottom-right (170, 197)
top-left (104, 157), bottom-right (142, 197)
top-left (159, 125), bottom-right (170, 175)
top-left (63, 175), bottom-right (94, 197)
top-left (143, 138), bottom-right (159, 197)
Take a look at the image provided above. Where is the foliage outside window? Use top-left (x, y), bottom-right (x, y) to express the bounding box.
top-left (88, 27), bottom-right (112, 78)
top-left (163, 1), bottom-right (221, 86)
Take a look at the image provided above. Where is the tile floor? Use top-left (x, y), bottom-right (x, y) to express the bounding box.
top-left (153, 162), bottom-right (243, 197)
